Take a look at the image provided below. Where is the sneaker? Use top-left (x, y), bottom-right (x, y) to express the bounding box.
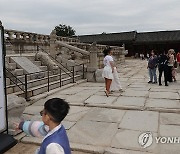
top-left (159, 84), bottom-right (162, 86)
top-left (152, 82), bottom-right (157, 84)
top-left (165, 84), bottom-right (168, 86)
top-left (148, 81), bottom-right (152, 83)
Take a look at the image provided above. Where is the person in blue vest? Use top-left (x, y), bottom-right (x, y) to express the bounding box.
top-left (17, 98), bottom-right (71, 154)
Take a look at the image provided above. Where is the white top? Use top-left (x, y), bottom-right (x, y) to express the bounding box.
top-left (103, 55), bottom-right (113, 67)
top-left (36, 124), bottom-right (65, 154)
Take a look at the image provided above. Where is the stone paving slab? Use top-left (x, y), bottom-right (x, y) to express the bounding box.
top-left (119, 111), bottom-right (159, 132)
top-left (79, 82), bottom-right (104, 87)
top-left (111, 129), bottom-right (157, 153)
top-left (156, 144), bottom-right (180, 154)
top-left (113, 96), bottom-right (146, 109)
top-left (150, 88), bottom-right (177, 93)
top-left (23, 106), bottom-right (43, 115)
top-left (105, 148), bottom-right (153, 154)
top-left (82, 108), bottom-right (126, 123)
top-left (65, 90), bottom-right (96, 104)
top-left (146, 99), bottom-right (180, 111)
top-left (159, 125), bottom-right (180, 136)
top-left (129, 83), bottom-right (149, 88)
top-left (68, 120), bottom-right (118, 146)
top-left (85, 95), bottom-right (117, 105)
top-left (65, 106), bottom-right (91, 122)
top-left (127, 87), bottom-right (151, 91)
top-left (149, 92), bottom-right (179, 100)
top-left (122, 89), bottom-right (149, 97)
top-left (160, 113), bottom-right (180, 125)
top-left (57, 87), bottom-right (86, 95)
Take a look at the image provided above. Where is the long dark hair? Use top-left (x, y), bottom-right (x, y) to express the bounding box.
top-left (103, 48), bottom-right (112, 57)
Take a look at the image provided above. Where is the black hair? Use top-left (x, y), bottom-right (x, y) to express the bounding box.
top-left (44, 98), bottom-right (70, 123)
top-left (103, 47), bottom-right (112, 57)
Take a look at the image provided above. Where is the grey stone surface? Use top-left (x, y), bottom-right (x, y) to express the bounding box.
top-left (105, 148), bottom-right (152, 154)
top-left (68, 120), bottom-right (118, 146)
top-left (111, 129), bottom-right (157, 153)
top-left (113, 96), bottom-right (146, 108)
top-left (23, 106), bottom-right (43, 115)
top-left (62, 121), bottom-right (76, 130)
top-left (122, 89), bottom-right (149, 97)
top-left (119, 111), bottom-right (159, 132)
top-left (160, 113), bottom-right (180, 125)
top-left (146, 99), bottom-right (180, 110)
top-left (159, 125), bottom-right (180, 136)
top-left (85, 95), bottom-right (117, 105)
top-left (65, 106), bottom-right (90, 122)
top-left (82, 108), bottom-right (126, 123)
top-left (149, 92), bottom-right (179, 100)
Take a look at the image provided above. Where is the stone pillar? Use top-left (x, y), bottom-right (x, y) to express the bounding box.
top-left (87, 42), bottom-right (98, 82)
top-left (49, 30), bottom-right (57, 58)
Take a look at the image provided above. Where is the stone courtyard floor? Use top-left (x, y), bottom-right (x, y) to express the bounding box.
top-left (5, 59), bottom-right (180, 154)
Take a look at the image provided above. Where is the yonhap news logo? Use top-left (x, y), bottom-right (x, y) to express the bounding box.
top-left (138, 132), bottom-right (153, 148)
top-left (138, 132), bottom-right (180, 148)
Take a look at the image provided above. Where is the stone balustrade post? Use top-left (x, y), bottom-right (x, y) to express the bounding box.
top-left (29, 34), bottom-right (34, 42)
top-left (49, 30), bottom-right (57, 58)
top-left (15, 32), bottom-right (21, 39)
top-left (87, 42), bottom-right (99, 82)
top-left (7, 31), bottom-right (14, 40)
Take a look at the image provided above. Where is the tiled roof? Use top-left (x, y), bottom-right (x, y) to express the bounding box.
top-left (79, 30), bottom-right (180, 44)
top-left (79, 31), bottom-right (136, 43)
top-left (136, 30), bottom-right (180, 43)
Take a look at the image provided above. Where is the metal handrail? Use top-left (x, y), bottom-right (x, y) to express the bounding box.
top-left (6, 68), bottom-right (25, 90)
top-left (5, 68), bottom-right (28, 100)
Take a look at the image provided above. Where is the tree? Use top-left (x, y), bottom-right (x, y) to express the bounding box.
top-left (54, 24), bottom-right (76, 37)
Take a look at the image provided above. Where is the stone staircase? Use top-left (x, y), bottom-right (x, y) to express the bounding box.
top-left (5, 54), bottom-right (83, 100)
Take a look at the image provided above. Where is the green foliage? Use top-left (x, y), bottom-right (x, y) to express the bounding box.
top-left (55, 24), bottom-right (76, 37)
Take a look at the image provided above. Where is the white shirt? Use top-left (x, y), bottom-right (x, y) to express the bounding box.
top-left (36, 124), bottom-right (65, 154)
top-left (103, 55), bottom-right (113, 67)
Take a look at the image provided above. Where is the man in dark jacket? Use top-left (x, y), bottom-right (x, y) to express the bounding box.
top-left (147, 50), bottom-right (158, 83)
top-left (158, 51), bottom-right (169, 86)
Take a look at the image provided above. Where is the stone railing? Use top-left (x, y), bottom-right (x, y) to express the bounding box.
top-left (4, 29), bottom-right (80, 54)
top-left (69, 42), bottom-right (126, 68)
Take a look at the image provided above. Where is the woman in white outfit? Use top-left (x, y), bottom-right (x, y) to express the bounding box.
top-left (102, 48), bottom-right (114, 97)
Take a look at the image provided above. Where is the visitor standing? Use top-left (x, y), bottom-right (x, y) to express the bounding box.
top-left (172, 52), bottom-right (177, 82)
top-left (102, 48), bottom-right (114, 97)
top-left (158, 51), bottom-right (169, 86)
top-left (167, 49), bottom-right (175, 82)
top-left (176, 51), bottom-right (180, 66)
top-left (147, 50), bottom-right (158, 83)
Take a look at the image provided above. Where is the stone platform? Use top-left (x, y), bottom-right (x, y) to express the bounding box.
top-left (6, 59), bottom-right (180, 154)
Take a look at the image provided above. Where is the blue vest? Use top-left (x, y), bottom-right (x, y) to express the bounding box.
top-left (39, 125), bottom-right (71, 154)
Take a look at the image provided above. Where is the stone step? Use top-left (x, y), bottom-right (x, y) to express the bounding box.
top-left (39, 66), bottom-right (47, 71)
top-left (33, 61), bottom-right (42, 66)
top-left (26, 56), bottom-right (35, 61)
top-left (12, 69), bottom-right (24, 76)
top-left (7, 62), bottom-right (17, 70)
top-left (14, 74), bottom-right (82, 98)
